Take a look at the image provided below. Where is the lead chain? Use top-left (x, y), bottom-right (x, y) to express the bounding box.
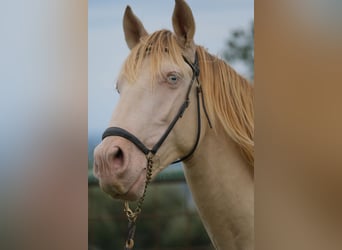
top-left (123, 153), bottom-right (154, 250)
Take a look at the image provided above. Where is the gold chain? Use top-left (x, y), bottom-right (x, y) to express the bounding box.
top-left (123, 153), bottom-right (154, 250)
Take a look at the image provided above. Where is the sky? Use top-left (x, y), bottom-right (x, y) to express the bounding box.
top-left (88, 0), bottom-right (254, 135)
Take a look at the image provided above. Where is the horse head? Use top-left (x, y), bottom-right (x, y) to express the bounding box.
top-left (93, 0), bottom-right (205, 201)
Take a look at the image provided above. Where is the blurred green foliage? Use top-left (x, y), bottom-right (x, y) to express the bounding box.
top-left (89, 183), bottom-right (213, 250)
top-left (223, 20), bottom-right (254, 80)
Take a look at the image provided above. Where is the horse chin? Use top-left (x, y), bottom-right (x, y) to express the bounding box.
top-left (107, 169), bottom-right (146, 202)
top-left (116, 192), bottom-right (142, 202)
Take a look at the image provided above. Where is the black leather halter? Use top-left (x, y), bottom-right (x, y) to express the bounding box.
top-left (102, 52), bottom-right (212, 250)
top-left (102, 51), bottom-right (212, 164)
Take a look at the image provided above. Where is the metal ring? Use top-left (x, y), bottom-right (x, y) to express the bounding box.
top-left (125, 239), bottom-right (134, 249)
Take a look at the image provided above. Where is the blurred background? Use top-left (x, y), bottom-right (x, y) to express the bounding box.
top-left (0, 1), bottom-right (88, 249)
top-left (88, 0), bottom-right (253, 249)
top-left (1, 0), bottom-right (341, 249)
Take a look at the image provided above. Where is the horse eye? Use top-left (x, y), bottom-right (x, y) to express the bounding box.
top-left (166, 74), bottom-right (179, 85)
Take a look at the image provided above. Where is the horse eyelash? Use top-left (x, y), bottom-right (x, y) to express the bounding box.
top-left (164, 71), bottom-right (183, 79)
top-left (115, 82), bottom-right (120, 94)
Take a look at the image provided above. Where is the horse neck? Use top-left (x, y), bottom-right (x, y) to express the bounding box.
top-left (183, 124), bottom-right (254, 250)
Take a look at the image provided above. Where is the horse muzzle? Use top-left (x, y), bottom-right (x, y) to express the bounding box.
top-left (93, 137), bottom-right (147, 201)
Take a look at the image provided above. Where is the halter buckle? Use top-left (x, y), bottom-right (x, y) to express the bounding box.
top-left (193, 64), bottom-right (200, 77)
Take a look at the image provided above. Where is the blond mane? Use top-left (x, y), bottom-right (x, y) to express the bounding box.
top-left (120, 30), bottom-right (254, 167)
top-left (197, 46), bottom-right (254, 167)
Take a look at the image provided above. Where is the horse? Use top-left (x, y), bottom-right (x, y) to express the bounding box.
top-left (93, 0), bottom-right (254, 249)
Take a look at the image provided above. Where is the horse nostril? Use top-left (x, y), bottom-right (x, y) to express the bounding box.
top-left (112, 146), bottom-right (125, 169)
top-left (115, 147), bottom-right (123, 159)
top-left (93, 144), bottom-right (127, 178)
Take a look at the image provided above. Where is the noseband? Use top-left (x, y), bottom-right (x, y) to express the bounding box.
top-left (101, 51), bottom-right (211, 249)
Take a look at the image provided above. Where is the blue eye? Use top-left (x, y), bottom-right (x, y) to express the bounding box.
top-left (167, 74), bottom-right (178, 85)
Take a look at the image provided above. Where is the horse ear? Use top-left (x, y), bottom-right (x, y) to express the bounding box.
top-left (123, 6), bottom-right (148, 50)
top-left (172, 0), bottom-right (195, 48)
